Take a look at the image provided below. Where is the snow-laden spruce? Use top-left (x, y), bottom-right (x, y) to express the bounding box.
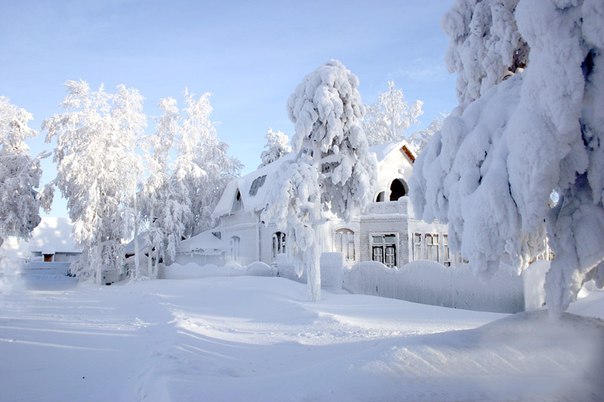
top-left (363, 81), bottom-right (423, 146)
top-left (263, 60), bottom-right (377, 301)
top-left (411, 0), bottom-right (604, 315)
top-left (44, 81), bottom-right (146, 284)
top-left (258, 128), bottom-right (291, 168)
top-left (0, 97), bottom-right (49, 248)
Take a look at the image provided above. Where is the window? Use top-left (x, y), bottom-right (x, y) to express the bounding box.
top-left (230, 236), bottom-right (240, 262)
top-left (425, 234), bottom-right (439, 261)
top-left (442, 234), bottom-right (450, 266)
top-left (371, 234), bottom-right (397, 268)
top-left (413, 232), bottom-right (422, 261)
top-left (335, 229), bottom-right (355, 262)
top-left (272, 232), bottom-right (286, 260)
top-left (389, 179), bottom-right (408, 201)
top-left (233, 190), bottom-right (243, 211)
top-left (249, 175), bottom-right (267, 196)
top-left (375, 191), bottom-right (385, 202)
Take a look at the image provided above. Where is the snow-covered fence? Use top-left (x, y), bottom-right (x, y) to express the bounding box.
top-left (343, 260), bottom-right (525, 313)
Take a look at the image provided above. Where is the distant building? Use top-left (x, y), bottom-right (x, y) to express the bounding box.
top-left (1, 217), bottom-right (82, 263)
top-left (176, 140), bottom-right (452, 269)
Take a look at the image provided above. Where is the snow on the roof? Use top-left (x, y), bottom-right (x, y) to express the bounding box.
top-left (179, 230), bottom-right (225, 253)
top-left (212, 153), bottom-right (296, 218)
top-left (28, 217), bottom-right (81, 254)
top-left (369, 139), bottom-right (414, 166)
top-left (212, 139), bottom-right (414, 220)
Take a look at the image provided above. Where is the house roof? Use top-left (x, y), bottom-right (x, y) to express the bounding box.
top-left (179, 230), bottom-right (225, 254)
top-left (212, 139), bottom-right (415, 219)
top-left (212, 153), bottom-right (296, 218)
top-left (28, 216), bottom-right (81, 254)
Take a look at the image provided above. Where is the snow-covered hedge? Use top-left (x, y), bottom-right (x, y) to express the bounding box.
top-left (162, 261), bottom-right (276, 280)
top-left (343, 260), bottom-right (525, 313)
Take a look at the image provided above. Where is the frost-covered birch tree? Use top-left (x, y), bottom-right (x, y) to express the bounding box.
top-left (171, 91), bottom-right (242, 238)
top-left (263, 60), bottom-right (377, 301)
top-left (410, 0), bottom-right (604, 316)
top-left (363, 81), bottom-right (423, 146)
top-left (259, 128), bottom-right (291, 167)
top-left (0, 97), bottom-right (49, 248)
top-left (139, 97), bottom-right (181, 279)
top-left (408, 113), bottom-right (446, 154)
top-left (44, 81), bottom-right (145, 283)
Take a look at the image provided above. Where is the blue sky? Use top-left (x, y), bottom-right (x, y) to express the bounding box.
top-left (1, 0), bottom-right (456, 217)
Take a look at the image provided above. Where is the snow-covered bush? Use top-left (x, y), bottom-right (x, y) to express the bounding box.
top-left (411, 0), bottom-right (604, 315)
top-left (320, 252), bottom-right (343, 290)
top-left (342, 260), bottom-right (524, 313)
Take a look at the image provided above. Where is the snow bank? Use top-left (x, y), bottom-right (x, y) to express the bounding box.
top-left (320, 252), bottom-right (343, 290)
top-left (343, 260), bottom-right (524, 313)
top-left (163, 261), bottom-right (277, 280)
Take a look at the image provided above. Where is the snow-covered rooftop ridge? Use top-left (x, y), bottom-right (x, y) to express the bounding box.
top-left (213, 140), bottom-right (413, 219)
top-left (28, 216), bottom-right (81, 254)
top-left (369, 139), bottom-right (415, 168)
top-left (179, 230), bottom-right (225, 253)
top-left (212, 153), bottom-right (296, 218)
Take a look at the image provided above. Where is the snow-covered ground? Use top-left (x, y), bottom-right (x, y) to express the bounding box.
top-left (1, 264), bottom-right (603, 402)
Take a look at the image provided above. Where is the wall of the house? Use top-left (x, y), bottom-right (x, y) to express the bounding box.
top-left (360, 199), bottom-right (410, 267)
top-left (217, 211), bottom-right (259, 266)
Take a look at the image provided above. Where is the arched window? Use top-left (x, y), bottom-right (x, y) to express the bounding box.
top-left (389, 178), bottom-right (408, 201)
top-left (272, 232), bottom-right (286, 260)
top-left (375, 191), bottom-right (386, 202)
top-left (335, 229), bottom-right (355, 262)
top-left (230, 236), bottom-right (240, 262)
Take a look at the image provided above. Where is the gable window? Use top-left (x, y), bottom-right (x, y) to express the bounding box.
top-left (272, 232), bottom-right (286, 260)
top-left (371, 234), bottom-right (397, 268)
top-left (425, 233), bottom-right (439, 261)
top-left (230, 236), bottom-right (240, 262)
top-left (249, 175), bottom-right (267, 196)
top-left (233, 190), bottom-right (243, 212)
top-left (335, 229), bottom-right (355, 262)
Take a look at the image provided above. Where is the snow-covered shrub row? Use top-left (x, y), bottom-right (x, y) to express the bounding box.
top-left (342, 260), bottom-right (524, 313)
top-left (162, 261), bottom-right (276, 280)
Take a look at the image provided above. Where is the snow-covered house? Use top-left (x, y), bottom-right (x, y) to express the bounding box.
top-left (0, 217), bottom-right (82, 263)
top-left (176, 140), bottom-right (451, 269)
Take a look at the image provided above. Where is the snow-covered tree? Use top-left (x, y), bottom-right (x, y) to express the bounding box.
top-left (263, 60), bottom-right (377, 301)
top-left (408, 113), bottom-right (446, 154)
top-left (259, 128), bottom-right (291, 167)
top-left (172, 91), bottom-right (242, 238)
top-left (442, 0), bottom-right (528, 106)
top-left (44, 81), bottom-right (146, 283)
top-left (0, 97), bottom-right (49, 248)
top-left (410, 0), bottom-right (604, 316)
top-left (139, 97), bottom-right (181, 279)
top-left (363, 81), bottom-right (423, 146)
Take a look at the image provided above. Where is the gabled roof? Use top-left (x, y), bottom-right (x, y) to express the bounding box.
top-left (212, 153), bottom-right (296, 218)
top-left (28, 217), bottom-right (81, 254)
top-left (179, 229), bottom-right (225, 254)
top-left (212, 139), bottom-right (415, 220)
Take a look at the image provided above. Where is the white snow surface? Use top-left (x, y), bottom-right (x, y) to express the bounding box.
top-left (1, 266), bottom-right (603, 401)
